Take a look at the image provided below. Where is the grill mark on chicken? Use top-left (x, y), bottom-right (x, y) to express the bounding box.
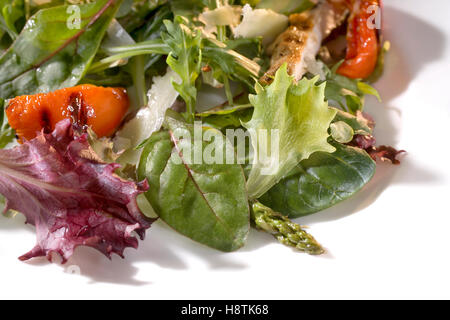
top-left (262, 0), bottom-right (348, 84)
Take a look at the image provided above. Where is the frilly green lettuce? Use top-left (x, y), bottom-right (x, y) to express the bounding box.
top-left (244, 64), bottom-right (337, 199)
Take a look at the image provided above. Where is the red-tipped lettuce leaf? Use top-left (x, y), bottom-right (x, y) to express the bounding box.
top-left (349, 134), bottom-right (405, 165)
top-left (0, 119), bottom-right (153, 263)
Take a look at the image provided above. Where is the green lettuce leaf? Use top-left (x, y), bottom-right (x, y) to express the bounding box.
top-left (244, 64), bottom-right (337, 199)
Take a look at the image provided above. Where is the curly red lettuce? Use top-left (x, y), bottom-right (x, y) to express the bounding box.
top-left (0, 119), bottom-right (154, 263)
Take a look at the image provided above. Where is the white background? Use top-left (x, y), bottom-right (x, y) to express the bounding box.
top-left (1, 0), bottom-right (450, 299)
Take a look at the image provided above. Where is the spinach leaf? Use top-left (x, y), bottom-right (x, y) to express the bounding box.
top-left (259, 142), bottom-right (376, 218)
top-left (0, 0), bottom-right (123, 99)
top-left (0, 98), bottom-right (14, 148)
top-left (138, 113), bottom-right (250, 252)
top-left (0, 0), bottom-right (25, 41)
top-left (203, 38), bottom-right (261, 91)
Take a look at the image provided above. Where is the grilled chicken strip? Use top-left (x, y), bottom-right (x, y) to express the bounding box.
top-left (262, 0), bottom-right (348, 84)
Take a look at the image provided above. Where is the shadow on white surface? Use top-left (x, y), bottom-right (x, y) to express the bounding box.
top-left (66, 221), bottom-right (248, 285)
top-left (298, 6), bottom-right (445, 226)
top-left (380, 7), bottom-right (446, 104)
top-left (299, 158), bottom-right (441, 226)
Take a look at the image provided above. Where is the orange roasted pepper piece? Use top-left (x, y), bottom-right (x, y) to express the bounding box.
top-left (6, 85), bottom-right (129, 142)
top-left (337, 0), bottom-right (380, 79)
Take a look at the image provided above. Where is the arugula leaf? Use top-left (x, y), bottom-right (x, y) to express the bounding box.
top-left (0, 0), bottom-right (123, 99)
top-left (89, 29), bottom-right (261, 94)
top-left (0, 98), bottom-right (14, 149)
top-left (321, 62), bottom-right (381, 114)
top-left (244, 64), bottom-right (337, 199)
top-left (197, 104), bottom-right (253, 130)
top-left (259, 142), bottom-right (376, 218)
top-left (138, 112), bottom-right (250, 252)
top-left (162, 16), bottom-right (202, 121)
top-left (203, 38), bottom-right (261, 91)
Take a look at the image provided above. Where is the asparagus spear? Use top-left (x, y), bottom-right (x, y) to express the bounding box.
top-left (251, 201), bottom-right (325, 255)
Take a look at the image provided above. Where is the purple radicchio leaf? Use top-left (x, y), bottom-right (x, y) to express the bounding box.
top-left (0, 119), bottom-right (154, 263)
top-left (349, 134), bottom-right (406, 165)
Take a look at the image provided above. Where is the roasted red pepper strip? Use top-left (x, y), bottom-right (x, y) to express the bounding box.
top-left (337, 0), bottom-right (381, 79)
top-left (6, 85), bottom-right (129, 143)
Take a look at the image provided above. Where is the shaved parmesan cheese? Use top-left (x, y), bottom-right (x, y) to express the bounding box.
top-left (199, 5), bottom-right (242, 34)
top-left (233, 5), bottom-right (288, 46)
top-left (115, 69), bottom-right (181, 165)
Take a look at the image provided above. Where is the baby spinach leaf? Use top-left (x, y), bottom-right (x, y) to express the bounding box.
top-left (259, 142), bottom-right (376, 218)
top-left (0, 0), bottom-right (123, 99)
top-left (138, 113), bottom-right (250, 252)
top-left (244, 64), bottom-right (337, 199)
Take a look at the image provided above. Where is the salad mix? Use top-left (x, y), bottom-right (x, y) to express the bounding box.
top-left (0, 0), bottom-right (403, 263)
